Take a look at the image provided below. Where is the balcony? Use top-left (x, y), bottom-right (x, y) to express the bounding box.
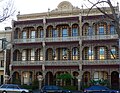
top-left (12, 60), bottom-right (44, 66)
top-left (82, 34), bottom-right (118, 40)
top-left (14, 38), bottom-right (43, 44)
top-left (45, 36), bottom-right (80, 42)
top-left (45, 60), bottom-right (80, 66)
top-left (12, 60), bottom-right (80, 66)
top-left (82, 59), bottom-right (120, 65)
top-left (12, 59), bottom-right (119, 66)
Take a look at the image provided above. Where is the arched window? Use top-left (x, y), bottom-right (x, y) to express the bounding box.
top-left (88, 47), bottom-right (94, 60)
top-left (72, 28), bottom-right (78, 36)
top-left (110, 47), bottom-right (117, 59)
top-left (99, 47), bottom-right (105, 59)
top-left (110, 25), bottom-right (116, 35)
top-left (62, 28), bottom-right (68, 37)
top-left (72, 48), bottom-right (78, 60)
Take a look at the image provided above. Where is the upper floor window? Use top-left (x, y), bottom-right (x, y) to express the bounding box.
top-left (62, 48), bottom-right (67, 59)
top-left (99, 26), bottom-right (104, 35)
top-left (39, 30), bottom-right (43, 38)
top-left (22, 31), bottom-right (27, 39)
top-left (31, 31), bottom-right (35, 38)
top-left (0, 60), bottom-right (4, 67)
top-left (52, 29), bottom-right (58, 37)
top-left (37, 49), bottom-right (43, 61)
top-left (110, 25), bottom-right (116, 35)
top-left (31, 49), bottom-right (35, 61)
top-left (88, 27), bottom-right (93, 35)
top-left (62, 28), bottom-right (68, 37)
top-left (62, 48), bottom-right (67, 56)
top-left (72, 48), bottom-right (78, 60)
top-left (72, 48), bottom-right (78, 55)
top-left (72, 28), bottom-right (78, 36)
top-left (22, 50), bottom-right (26, 61)
top-left (99, 47), bottom-right (105, 59)
top-left (88, 48), bottom-right (94, 60)
top-left (110, 47), bottom-right (117, 59)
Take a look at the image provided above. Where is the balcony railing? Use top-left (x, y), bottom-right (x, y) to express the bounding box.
top-left (13, 34), bottom-right (118, 44)
top-left (45, 36), bottom-right (80, 42)
top-left (12, 60), bottom-right (80, 66)
top-left (82, 34), bottom-right (118, 40)
top-left (45, 60), bottom-right (80, 66)
top-left (12, 60), bottom-right (44, 66)
top-left (82, 59), bottom-right (120, 65)
top-left (14, 38), bottom-right (43, 43)
top-left (12, 59), bottom-right (119, 66)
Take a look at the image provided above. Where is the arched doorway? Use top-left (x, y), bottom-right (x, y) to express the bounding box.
top-left (73, 71), bottom-right (79, 86)
top-left (83, 71), bottom-right (90, 87)
top-left (12, 72), bottom-right (20, 84)
top-left (45, 72), bottom-right (54, 85)
top-left (111, 71), bottom-right (119, 89)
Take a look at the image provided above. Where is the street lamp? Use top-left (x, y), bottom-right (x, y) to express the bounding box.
top-left (37, 75), bottom-right (43, 90)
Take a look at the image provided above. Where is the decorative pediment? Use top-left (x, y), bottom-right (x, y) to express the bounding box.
top-left (57, 1), bottom-right (73, 11)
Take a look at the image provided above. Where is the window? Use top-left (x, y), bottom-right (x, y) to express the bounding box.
top-left (0, 60), bottom-right (4, 67)
top-left (22, 31), bottom-right (27, 39)
top-left (62, 28), bottom-right (68, 37)
top-left (62, 48), bottom-right (67, 56)
top-left (99, 47), bottom-right (105, 59)
top-left (31, 49), bottom-right (35, 61)
top-left (72, 28), bottom-right (78, 36)
top-left (110, 25), bottom-right (116, 35)
top-left (22, 50), bottom-right (26, 61)
top-left (52, 29), bottom-right (58, 37)
top-left (88, 48), bottom-right (94, 60)
top-left (31, 31), bottom-right (35, 38)
top-left (40, 31), bottom-right (43, 38)
top-left (110, 47), bottom-right (116, 59)
top-left (99, 26), bottom-right (104, 35)
top-left (88, 27), bottom-right (93, 35)
top-left (62, 48), bottom-right (67, 59)
top-left (37, 49), bottom-right (43, 60)
top-left (72, 48), bottom-right (78, 60)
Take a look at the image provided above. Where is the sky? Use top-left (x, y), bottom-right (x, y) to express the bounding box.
top-left (0, 0), bottom-right (119, 30)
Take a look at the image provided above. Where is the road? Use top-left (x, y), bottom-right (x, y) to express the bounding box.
top-left (32, 89), bottom-right (83, 93)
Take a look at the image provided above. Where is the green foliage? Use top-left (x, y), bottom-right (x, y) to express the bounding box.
top-left (90, 79), bottom-right (109, 86)
top-left (12, 79), bottom-right (21, 84)
top-left (32, 79), bottom-right (39, 89)
top-left (56, 73), bottom-right (73, 80)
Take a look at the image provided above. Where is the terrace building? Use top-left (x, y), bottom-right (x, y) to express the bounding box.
top-left (0, 27), bottom-right (12, 84)
top-left (11, 1), bottom-right (120, 89)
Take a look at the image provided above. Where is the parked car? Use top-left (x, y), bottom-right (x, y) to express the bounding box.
top-left (0, 84), bottom-right (32, 93)
top-left (84, 85), bottom-right (119, 93)
top-left (41, 85), bottom-right (72, 93)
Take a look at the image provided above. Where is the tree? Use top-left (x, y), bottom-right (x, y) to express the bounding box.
top-left (0, 0), bottom-right (15, 22)
top-left (86, 0), bottom-right (120, 38)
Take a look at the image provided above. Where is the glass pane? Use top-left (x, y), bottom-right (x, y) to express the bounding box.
top-left (72, 28), bottom-right (78, 36)
top-left (62, 28), bottom-right (68, 37)
top-left (110, 26), bottom-right (116, 34)
top-left (88, 27), bottom-right (93, 35)
top-left (99, 26), bottom-right (104, 35)
top-left (53, 30), bottom-right (58, 37)
top-left (22, 32), bottom-right (27, 38)
top-left (31, 31), bottom-right (35, 38)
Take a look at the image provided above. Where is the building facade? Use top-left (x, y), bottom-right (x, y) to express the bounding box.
top-left (0, 27), bottom-right (12, 84)
top-left (11, 1), bottom-right (119, 89)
